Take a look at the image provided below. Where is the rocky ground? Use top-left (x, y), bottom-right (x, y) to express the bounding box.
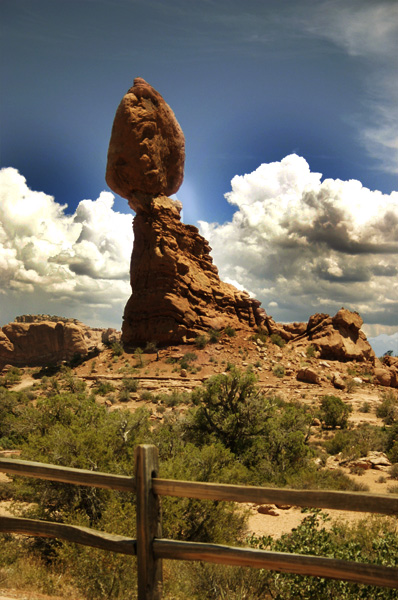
top-left (2, 327), bottom-right (395, 525)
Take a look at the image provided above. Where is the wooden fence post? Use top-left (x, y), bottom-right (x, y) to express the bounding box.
top-left (134, 444), bottom-right (163, 599)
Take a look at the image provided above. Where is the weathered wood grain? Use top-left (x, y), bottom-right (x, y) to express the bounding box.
top-left (152, 478), bottom-right (398, 515)
top-left (154, 539), bottom-right (398, 588)
top-left (135, 445), bottom-right (163, 599)
top-left (0, 516), bottom-right (136, 555)
top-left (0, 458), bottom-right (135, 492)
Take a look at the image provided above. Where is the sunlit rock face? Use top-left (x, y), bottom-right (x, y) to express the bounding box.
top-left (105, 78), bottom-right (267, 346)
top-left (106, 77), bottom-right (185, 213)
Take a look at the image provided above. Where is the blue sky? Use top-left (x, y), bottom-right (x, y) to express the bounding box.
top-left (1, 0), bottom-right (397, 354)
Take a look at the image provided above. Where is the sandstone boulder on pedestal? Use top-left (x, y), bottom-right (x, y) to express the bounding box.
top-left (106, 77), bottom-right (185, 213)
top-left (106, 78), bottom-right (266, 346)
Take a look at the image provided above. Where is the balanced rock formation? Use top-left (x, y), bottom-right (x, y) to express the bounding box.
top-left (106, 77), bottom-right (185, 214)
top-left (0, 316), bottom-right (117, 370)
top-left (106, 79), bottom-right (265, 345)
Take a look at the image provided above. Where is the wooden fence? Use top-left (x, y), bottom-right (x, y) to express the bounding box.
top-left (1, 445), bottom-right (397, 598)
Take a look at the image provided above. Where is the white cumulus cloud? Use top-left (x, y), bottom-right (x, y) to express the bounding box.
top-left (199, 154), bottom-right (398, 335)
top-left (0, 167), bottom-right (133, 328)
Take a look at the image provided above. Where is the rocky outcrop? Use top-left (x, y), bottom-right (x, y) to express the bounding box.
top-left (377, 355), bottom-right (398, 388)
top-left (106, 78), bottom-right (266, 346)
top-left (106, 77), bottom-right (185, 213)
top-left (0, 317), bottom-right (116, 370)
top-left (122, 195), bottom-right (265, 346)
top-left (292, 308), bottom-right (376, 363)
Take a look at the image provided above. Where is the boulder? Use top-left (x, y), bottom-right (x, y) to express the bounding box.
top-left (106, 77), bottom-right (185, 213)
top-left (374, 368), bottom-right (392, 387)
top-left (257, 505), bottom-right (279, 516)
top-left (380, 356), bottom-right (398, 388)
top-left (297, 367), bottom-right (320, 385)
top-left (332, 372), bottom-right (346, 390)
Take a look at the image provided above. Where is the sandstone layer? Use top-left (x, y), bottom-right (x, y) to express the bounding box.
top-left (106, 77), bottom-right (185, 213)
top-left (122, 196), bottom-right (266, 346)
top-left (0, 317), bottom-right (119, 370)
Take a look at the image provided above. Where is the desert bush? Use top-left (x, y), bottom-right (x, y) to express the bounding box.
top-left (386, 422), bottom-right (398, 463)
top-left (194, 334), bottom-right (208, 349)
top-left (324, 424), bottom-right (387, 460)
top-left (273, 364), bottom-right (285, 378)
top-left (121, 378), bottom-right (139, 393)
top-left (0, 366), bottom-right (22, 388)
top-left (270, 333), bottom-right (286, 347)
top-left (208, 328), bottom-right (221, 344)
top-left (306, 344), bottom-right (316, 358)
top-left (251, 326), bottom-right (269, 344)
top-left (376, 390), bottom-right (398, 425)
top-left (389, 463), bottom-right (398, 480)
top-left (185, 370), bottom-right (313, 482)
top-left (110, 341), bottom-right (124, 357)
top-left (224, 325), bottom-right (236, 337)
top-left (247, 511), bottom-right (398, 599)
top-left (318, 395), bottom-right (352, 429)
top-left (134, 347), bottom-right (144, 367)
top-left (179, 352), bottom-right (198, 371)
top-left (93, 380), bottom-right (115, 396)
top-left (360, 401), bottom-right (371, 413)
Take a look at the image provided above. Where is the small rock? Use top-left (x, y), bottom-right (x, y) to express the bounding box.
top-left (332, 372), bottom-right (346, 390)
top-left (257, 505), bottom-right (279, 516)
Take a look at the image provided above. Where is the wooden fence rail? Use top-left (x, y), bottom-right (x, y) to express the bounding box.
top-left (1, 446), bottom-right (398, 598)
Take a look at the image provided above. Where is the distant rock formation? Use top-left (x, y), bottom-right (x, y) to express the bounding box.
top-left (0, 317), bottom-right (120, 370)
top-left (106, 78), bottom-right (266, 345)
top-left (287, 308), bottom-right (376, 363)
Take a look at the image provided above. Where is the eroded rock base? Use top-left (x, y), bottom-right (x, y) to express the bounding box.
top-left (122, 196), bottom-right (265, 346)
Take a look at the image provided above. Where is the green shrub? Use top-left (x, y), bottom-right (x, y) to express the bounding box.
top-left (208, 328), bottom-right (221, 344)
top-left (251, 327), bottom-right (269, 344)
top-left (273, 364), bottom-right (285, 378)
top-left (376, 390), bottom-right (398, 425)
top-left (0, 366), bottom-right (22, 388)
top-left (121, 378), bottom-right (139, 393)
top-left (324, 424), bottom-right (387, 459)
top-left (134, 347), bottom-right (144, 368)
top-left (306, 344), bottom-right (316, 358)
top-left (111, 341), bottom-right (124, 356)
top-left (180, 352), bottom-right (198, 371)
top-left (195, 334), bottom-right (208, 349)
top-left (389, 463), bottom-right (398, 480)
top-left (224, 325), bottom-right (236, 337)
top-left (270, 333), bottom-right (286, 348)
top-left (319, 395), bottom-right (352, 429)
top-left (93, 380), bottom-right (115, 396)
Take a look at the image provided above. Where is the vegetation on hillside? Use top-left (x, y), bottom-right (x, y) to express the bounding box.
top-left (0, 367), bottom-right (397, 599)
